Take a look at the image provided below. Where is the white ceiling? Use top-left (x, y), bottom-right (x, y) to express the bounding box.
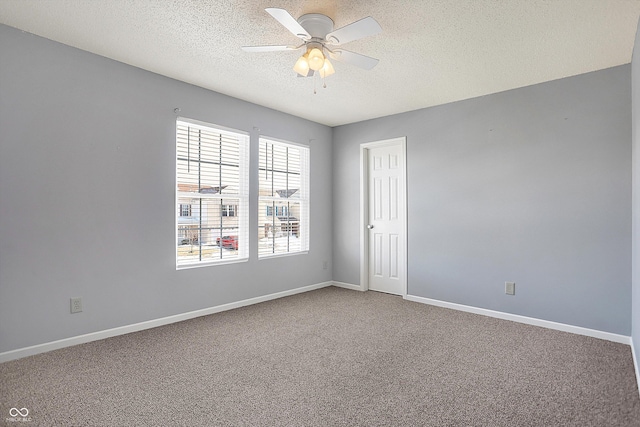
top-left (1, 0), bottom-right (639, 127)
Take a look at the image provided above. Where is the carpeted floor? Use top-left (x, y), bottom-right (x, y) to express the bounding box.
top-left (1, 286), bottom-right (639, 426)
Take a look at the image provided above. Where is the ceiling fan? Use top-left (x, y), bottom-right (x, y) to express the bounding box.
top-left (242, 8), bottom-right (382, 79)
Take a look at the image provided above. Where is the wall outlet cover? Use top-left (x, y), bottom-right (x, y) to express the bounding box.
top-left (70, 297), bottom-right (82, 313)
top-left (505, 282), bottom-right (516, 296)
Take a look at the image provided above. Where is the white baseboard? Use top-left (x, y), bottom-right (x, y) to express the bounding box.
top-left (632, 338), bottom-right (640, 398)
top-left (0, 281), bottom-right (333, 363)
top-left (2, 283), bottom-right (632, 365)
top-left (405, 294), bottom-right (631, 345)
top-left (331, 281), bottom-right (365, 291)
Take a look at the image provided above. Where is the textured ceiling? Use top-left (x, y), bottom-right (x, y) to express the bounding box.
top-left (1, 0), bottom-right (640, 126)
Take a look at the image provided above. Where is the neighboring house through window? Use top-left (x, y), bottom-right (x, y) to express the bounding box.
top-left (176, 119), bottom-right (249, 267)
top-left (258, 137), bottom-right (310, 257)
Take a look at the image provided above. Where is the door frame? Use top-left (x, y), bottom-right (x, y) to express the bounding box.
top-left (359, 137), bottom-right (408, 297)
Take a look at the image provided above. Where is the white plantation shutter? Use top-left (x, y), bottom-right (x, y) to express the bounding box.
top-left (258, 138), bottom-right (310, 257)
top-left (176, 119), bottom-right (249, 267)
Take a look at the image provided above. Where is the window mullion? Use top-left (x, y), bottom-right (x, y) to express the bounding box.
top-left (286, 146), bottom-right (289, 252)
top-left (271, 201), bottom-right (276, 254)
top-left (219, 134), bottom-right (223, 260)
top-left (198, 130), bottom-right (203, 261)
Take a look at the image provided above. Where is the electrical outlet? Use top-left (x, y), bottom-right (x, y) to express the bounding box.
top-left (505, 282), bottom-right (515, 296)
top-left (70, 297), bottom-right (82, 313)
top-left (323, 261), bottom-right (328, 270)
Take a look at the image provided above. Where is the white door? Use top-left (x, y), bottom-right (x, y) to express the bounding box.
top-left (366, 140), bottom-right (406, 295)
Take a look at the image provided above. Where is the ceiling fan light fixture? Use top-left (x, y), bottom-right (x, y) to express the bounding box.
top-left (307, 48), bottom-right (325, 71)
top-left (244, 8), bottom-right (382, 88)
top-left (293, 54), bottom-right (310, 76)
top-left (319, 58), bottom-right (335, 78)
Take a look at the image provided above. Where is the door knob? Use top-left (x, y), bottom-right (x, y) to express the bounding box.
top-left (367, 224), bottom-right (374, 229)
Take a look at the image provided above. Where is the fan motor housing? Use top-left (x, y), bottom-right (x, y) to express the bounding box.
top-left (298, 13), bottom-right (334, 39)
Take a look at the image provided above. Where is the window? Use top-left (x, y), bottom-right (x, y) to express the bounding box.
top-left (258, 137), bottom-right (309, 257)
top-left (176, 119), bottom-right (249, 268)
top-left (266, 205), bottom-right (288, 217)
top-left (179, 204), bottom-right (191, 217)
top-left (221, 204), bottom-right (237, 217)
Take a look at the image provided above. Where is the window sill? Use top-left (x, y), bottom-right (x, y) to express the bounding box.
top-left (258, 251), bottom-right (309, 260)
top-left (176, 257), bottom-right (249, 270)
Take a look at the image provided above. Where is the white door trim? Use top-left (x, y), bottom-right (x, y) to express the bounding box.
top-left (360, 137), bottom-right (408, 296)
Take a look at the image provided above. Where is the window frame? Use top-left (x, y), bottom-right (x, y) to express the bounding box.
top-left (175, 118), bottom-right (250, 269)
top-left (258, 136), bottom-right (310, 259)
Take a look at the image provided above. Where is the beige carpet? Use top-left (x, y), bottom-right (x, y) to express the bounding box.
top-left (1, 286), bottom-right (639, 426)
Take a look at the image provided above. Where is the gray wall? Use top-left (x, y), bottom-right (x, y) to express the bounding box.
top-left (0, 24), bottom-right (333, 354)
top-left (333, 65), bottom-right (632, 335)
top-left (632, 19), bottom-right (640, 363)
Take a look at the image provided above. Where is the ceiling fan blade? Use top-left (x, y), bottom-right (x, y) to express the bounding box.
top-left (242, 45), bottom-right (299, 52)
top-left (265, 8), bottom-right (311, 40)
top-left (325, 16), bottom-right (382, 45)
top-left (329, 49), bottom-right (379, 70)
